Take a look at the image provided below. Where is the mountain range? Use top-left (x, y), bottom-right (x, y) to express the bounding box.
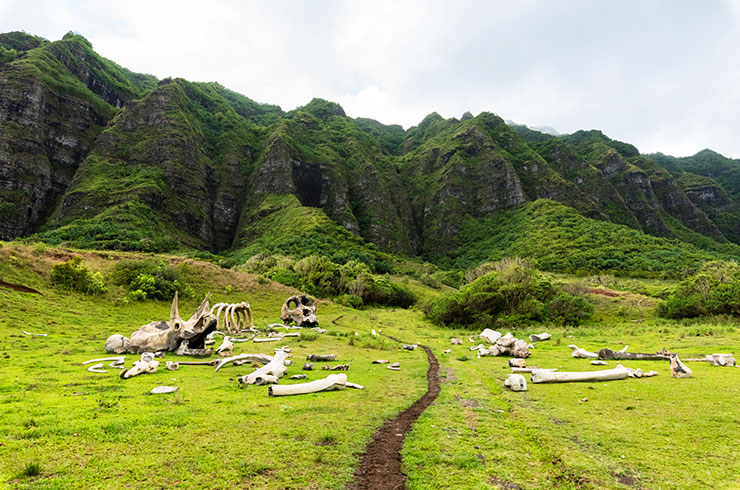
top-left (2, 31), bottom-right (740, 273)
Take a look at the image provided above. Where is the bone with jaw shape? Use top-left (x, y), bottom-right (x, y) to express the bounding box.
top-left (280, 295), bottom-right (318, 327)
top-left (107, 292), bottom-right (217, 355)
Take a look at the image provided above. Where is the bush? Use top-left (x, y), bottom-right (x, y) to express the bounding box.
top-left (112, 259), bottom-right (186, 299)
top-left (426, 258), bottom-right (591, 329)
top-left (335, 294), bottom-right (364, 309)
top-left (51, 257), bottom-right (108, 295)
top-left (659, 261), bottom-right (740, 318)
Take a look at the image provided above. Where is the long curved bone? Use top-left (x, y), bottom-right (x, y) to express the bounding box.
top-left (210, 302), bottom-right (255, 334)
top-left (214, 353), bottom-right (274, 372)
top-left (268, 373), bottom-right (347, 396)
top-left (87, 363), bottom-right (106, 373)
top-left (239, 350), bottom-right (289, 385)
top-left (82, 356), bottom-right (125, 365)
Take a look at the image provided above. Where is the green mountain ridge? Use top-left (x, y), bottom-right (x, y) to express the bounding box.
top-left (1, 31), bottom-right (739, 276)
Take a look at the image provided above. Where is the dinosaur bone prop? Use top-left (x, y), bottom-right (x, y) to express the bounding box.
top-left (531, 364), bottom-right (655, 383)
top-left (505, 374), bottom-right (527, 391)
top-left (568, 344), bottom-right (628, 359)
top-left (238, 350), bottom-right (290, 385)
top-left (106, 292), bottom-right (216, 355)
top-left (269, 373), bottom-right (347, 396)
top-left (281, 295), bottom-right (318, 327)
top-left (529, 332), bottom-right (552, 342)
top-left (210, 302), bottom-right (254, 334)
top-left (670, 353), bottom-right (692, 378)
top-left (685, 354), bottom-right (737, 366)
top-left (599, 348), bottom-right (670, 361)
top-left (477, 332), bottom-right (530, 358)
top-left (120, 353), bottom-right (160, 379)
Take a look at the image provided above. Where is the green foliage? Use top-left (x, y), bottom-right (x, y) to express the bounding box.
top-left (425, 258), bottom-right (591, 329)
top-left (50, 257), bottom-right (107, 295)
top-left (659, 261), bottom-right (740, 318)
top-left (443, 200), bottom-right (723, 278)
top-left (241, 253), bottom-right (416, 307)
top-left (112, 258), bottom-right (188, 300)
top-left (19, 461), bottom-right (42, 478)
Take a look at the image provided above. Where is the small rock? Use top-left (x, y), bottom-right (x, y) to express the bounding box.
top-left (289, 374), bottom-right (307, 380)
top-left (387, 362), bottom-right (401, 371)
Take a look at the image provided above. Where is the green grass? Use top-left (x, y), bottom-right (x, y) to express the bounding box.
top-left (2, 242), bottom-right (740, 489)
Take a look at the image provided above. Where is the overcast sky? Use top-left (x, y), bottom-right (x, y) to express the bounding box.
top-left (2, 0), bottom-right (739, 158)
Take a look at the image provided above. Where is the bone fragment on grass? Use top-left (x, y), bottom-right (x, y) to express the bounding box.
top-left (387, 362), bottom-right (400, 371)
top-left (120, 353), bottom-right (160, 379)
top-left (529, 332), bottom-right (551, 342)
top-left (22, 331), bottom-right (47, 337)
top-left (281, 294), bottom-right (318, 327)
top-left (87, 363), bottom-right (106, 373)
top-left (670, 353), bottom-right (692, 378)
top-left (214, 353), bottom-right (273, 372)
top-left (238, 349), bottom-right (289, 385)
top-left (505, 373), bottom-right (527, 391)
top-left (268, 373), bottom-right (347, 397)
top-left (82, 356), bottom-right (125, 365)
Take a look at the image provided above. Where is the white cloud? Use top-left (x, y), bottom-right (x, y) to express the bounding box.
top-left (1, 0), bottom-right (740, 157)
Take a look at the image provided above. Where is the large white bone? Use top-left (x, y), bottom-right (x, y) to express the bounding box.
top-left (239, 350), bottom-right (289, 385)
top-left (531, 366), bottom-right (630, 383)
top-left (268, 373), bottom-right (347, 396)
top-left (214, 353), bottom-right (274, 372)
top-left (505, 374), bottom-right (527, 391)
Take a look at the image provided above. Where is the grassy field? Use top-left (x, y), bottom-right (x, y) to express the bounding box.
top-left (1, 243), bottom-right (739, 489)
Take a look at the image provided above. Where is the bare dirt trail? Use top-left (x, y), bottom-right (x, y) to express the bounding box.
top-left (351, 341), bottom-right (441, 490)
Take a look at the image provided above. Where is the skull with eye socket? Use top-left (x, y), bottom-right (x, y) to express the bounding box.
top-left (280, 294), bottom-right (318, 327)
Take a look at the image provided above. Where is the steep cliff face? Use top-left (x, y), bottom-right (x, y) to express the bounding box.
top-left (48, 78), bottom-right (261, 251)
top-left (2, 30), bottom-right (740, 265)
top-left (0, 33), bottom-right (152, 240)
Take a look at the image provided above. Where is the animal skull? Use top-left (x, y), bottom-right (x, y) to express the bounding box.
top-left (280, 294), bottom-right (318, 327)
top-left (106, 292), bottom-right (217, 355)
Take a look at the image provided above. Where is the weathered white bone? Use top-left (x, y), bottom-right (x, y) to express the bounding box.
top-left (387, 362), bottom-right (400, 371)
top-left (151, 386), bottom-right (178, 394)
top-left (87, 363), bottom-right (106, 373)
top-left (210, 302), bottom-right (255, 334)
top-left (290, 374), bottom-right (307, 380)
top-left (371, 329), bottom-right (378, 337)
top-left (599, 348), bottom-right (669, 360)
top-left (281, 295), bottom-right (318, 327)
top-left (529, 332), bottom-right (551, 342)
top-left (120, 354), bottom-right (159, 379)
top-left (346, 382), bottom-right (365, 389)
top-left (239, 350), bottom-right (289, 385)
top-left (109, 359), bottom-right (125, 369)
top-left (670, 353), bottom-right (692, 378)
top-left (166, 361), bottom-right (180, 371)
top-left (470, 343), bottom-right (485, 351)
top-left (23, 331), bottom-right (48, 337)
top-left (105, 335), bottom-right (130, 354)
top-left (252, 374), bottom-right (279, 385)
top-left (509, 359), bottom-right (526, 368)
top-left (706, 354), bottom-right (736, 366)
top-left (372, 359), bottom-right (389, 364)
top-left (216, 336), bottom-right (234, 356)
top-left (505, 373), bottom-right (527, 391)
top-left (531, 366), bottom-right (630, 383)
top-left (82, 356), bottom-right (125, 365)
top-left (568, 345), bottom-right (599, 359)
top-left (590, 360), bottom-right (608, 366)
top-left (443, 349), bottom-right (451, 354)
top-left (480, 329), bottom-right (501, 344)
top-left (268, 373), bottom-right (347, 396)
top-left (451, 338), bottom-right (463, 345)
top-left (214, 353), bottom-right (273, 372)
top-left (253, 337), bottom-right (281, 343)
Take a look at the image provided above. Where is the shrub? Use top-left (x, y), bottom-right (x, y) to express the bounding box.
top-left (51, 257), bottom-right (108, 295)
top-left (426, 259), bottom-right (591, 328)
top-left (112, 259), bottom-right (186, 299)
top-left (334, 294), bottom-right (364, 309)
top-left (659, 261), bottom-right (740, 318)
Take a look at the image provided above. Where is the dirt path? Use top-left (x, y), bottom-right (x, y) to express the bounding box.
top-left (351, 342), bottom-right (441, 490)
top-left (0, 279), bottom-right (42, 294)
